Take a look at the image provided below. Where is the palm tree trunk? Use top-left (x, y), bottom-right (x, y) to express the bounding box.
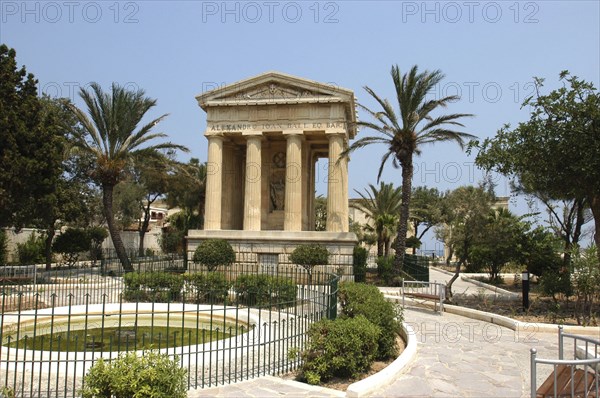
top-left (102, 184), bottom-right (132, 272)
top-left (377, 239), bottom-right (384, 257)
top-left (394, 160), bottom-right (413, 275)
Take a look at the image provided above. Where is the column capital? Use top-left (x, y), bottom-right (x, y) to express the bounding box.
top-left (325, 128), bottom-right (348, 137)
top-left (283, 129), bottom-right (305, 136)
top-left (204, 131), bottom-right (226, 139)
top-left (242, 131), bottom-right (264, 137)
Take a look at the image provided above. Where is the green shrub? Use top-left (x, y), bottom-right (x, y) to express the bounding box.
top-left (539, 270), bottom-right (573, 301)
top-left (87, 226), bottom-right (108, 266)
top-left (192, 239), bottom-right (235, 271)
top-left (160, 228), bottom-right (184, 254)
top-left (571, 246), bottom-right (600, 325)
top-left (352, 246), bottom-right (368, 283)
top-left (80, 351), bottom-right (187, 398)
top-left (233, 274), bottom-right (297, 308)
top-left (52, 228), bottom-right (91, 266)
top-left (338, 282), bottom-right (402, 359)
top-left (185, 272), bottom-right (231, 304)
top-left (300, 315), bottom-right (380, 385)
top-left (16, 232), bottom-right (45, 265)
top-left (123, 272), bottom-right (185, 302)
top-left (376, 256), bottom-right (394, 285)
top-left (289, 244), bottom-right (329, 273)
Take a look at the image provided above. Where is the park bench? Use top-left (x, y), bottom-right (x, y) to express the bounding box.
top-left (401, 280), bottom-right (445, 313)
top-left (531, 326), bottom-right (599, 397)
top-left (0, 276), bottom-right (33, 284)
top-left (0, 265), bottom-right (37, 285)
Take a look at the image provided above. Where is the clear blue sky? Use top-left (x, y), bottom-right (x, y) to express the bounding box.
top-left (2, 1), bottom-right (599, 250)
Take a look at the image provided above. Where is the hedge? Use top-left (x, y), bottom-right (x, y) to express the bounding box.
top-left (233, 274), bottom-right (297, 308)
top-left (300, 315), bottom-right (380, 385)
top-left (185, 272), bottom-right (231, 304)
top-left (338, 282), bottom-right (402, 359)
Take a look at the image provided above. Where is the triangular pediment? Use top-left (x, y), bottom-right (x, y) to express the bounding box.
top-left (196, 71), bottom-right (355, 108)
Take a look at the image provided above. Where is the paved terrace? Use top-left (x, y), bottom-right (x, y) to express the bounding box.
top-left (188, 269), bottom-right (585, 398)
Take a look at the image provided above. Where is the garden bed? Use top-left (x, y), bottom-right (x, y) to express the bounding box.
top-left (279, 335), bottom-right (406, 391)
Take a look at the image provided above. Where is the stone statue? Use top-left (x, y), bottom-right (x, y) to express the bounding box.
top-left (270, 176), bottom-right (285, 211)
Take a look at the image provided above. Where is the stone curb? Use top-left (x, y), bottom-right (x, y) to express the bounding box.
top-left (459, 275), bottom-right (519, 297)
top-left (382, 289), bottom-right (600, 336)
top-left (443, 304), bottom-right (600, 336)
top-left (262, 376), bottom-right (346, 397)
top-left (431, 267), bottom-right (519, 298)
top-left (345, 322), bottom-right (417, 398)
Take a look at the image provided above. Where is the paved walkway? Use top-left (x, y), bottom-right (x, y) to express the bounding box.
top-left (188, 272), bottom-right (564, 397)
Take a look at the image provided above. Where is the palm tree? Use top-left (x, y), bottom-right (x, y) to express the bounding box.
top-left (345, 65), bottom-right (475, 275)
top-left (69, 83), bottom-right (187, 271)
top-left (352, 182), bottom-right (403, 256)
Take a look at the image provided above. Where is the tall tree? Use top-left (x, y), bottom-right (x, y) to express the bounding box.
top-left (345, 65), bottom-right (474, 275)
top-left (166, 158), bottom-right (207, 225)
top-left (474, 71), bottom-right (600, 262)
top-left (134, 157), bottom-right (173, 256)
top-left (435, 185), bottom-right (494, 297)
top-left (530, 194), bottom-right (591, 267)
top-left (351, 182), bottom-right (403, 257)
top-left (409, 186), bottom-right (443, 254)
top-left (69, 83), bottom-right (187, 271)
top-left (37, 98), bottom-right (99, 270)
top-left (0, 45), bottom-right (63, 231)
top-left (468, 208), bottom-right (528, 281)
top-left (163, 158), bottom-right (206, 259)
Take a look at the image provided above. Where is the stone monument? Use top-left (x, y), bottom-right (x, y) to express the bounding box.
top-left (187, 72), bottom-right (358, 280)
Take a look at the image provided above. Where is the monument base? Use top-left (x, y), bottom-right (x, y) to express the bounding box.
top-left (187, 230), bottom-right (358, 282)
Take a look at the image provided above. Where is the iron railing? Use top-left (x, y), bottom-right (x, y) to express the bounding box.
top-left (530, 325), bottom-right (600, 397)
top-left (401, 280), bottom-right (445, 313)
top-left (0, 253), bottom-right (340, 397)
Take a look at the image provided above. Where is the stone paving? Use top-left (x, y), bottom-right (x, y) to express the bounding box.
top-left (370, 308), bottom-right (558, 397)
top-left (187, 270), bottom-right (570, 397)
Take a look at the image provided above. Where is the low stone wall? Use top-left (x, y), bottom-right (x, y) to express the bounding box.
top-left (187, 230), bottom-right (357, 282)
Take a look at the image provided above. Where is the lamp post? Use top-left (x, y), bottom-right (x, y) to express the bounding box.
top-left (522, 270), bottom-right (530, 310)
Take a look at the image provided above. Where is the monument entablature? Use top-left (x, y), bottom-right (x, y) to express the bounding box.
top-left (187, 71), bottom-right (358, 280)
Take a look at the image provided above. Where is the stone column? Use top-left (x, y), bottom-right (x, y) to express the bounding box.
top-left (221, 143), bottom-right (236, 229)
top-left (326, 132), bottom-right (349, 232)
top-left (243, 134), bottom-right (262, 231)
top-left (309, 154), bottom-right (317, 230)
top-left (204, 135), bottom-right (223, 230)
top-left (284, 131), bottom-right (303, 231)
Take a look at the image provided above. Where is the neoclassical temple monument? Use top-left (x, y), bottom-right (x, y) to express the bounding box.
top-left (187, 72), bottom-right (358, 279)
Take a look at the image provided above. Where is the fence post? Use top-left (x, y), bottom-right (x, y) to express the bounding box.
top-left (530, 348), bottom-right (537, 398)
top-left (328, 276), bottom-right (338, 320)
top-left (558, 325), bottom-right (564, 360)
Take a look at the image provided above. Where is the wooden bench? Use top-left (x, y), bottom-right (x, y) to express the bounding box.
top-left (0, 276), bottom-right (33, 285)
top-left (402, 292), bottom-right (443, 312)
top-left (536, 364), bottom-right (598, 397)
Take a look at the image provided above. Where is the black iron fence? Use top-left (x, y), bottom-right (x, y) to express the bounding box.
top-left (403, 254), bottom-right (430, 282)
top-left (0, 252), bottom-right (339, 397)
